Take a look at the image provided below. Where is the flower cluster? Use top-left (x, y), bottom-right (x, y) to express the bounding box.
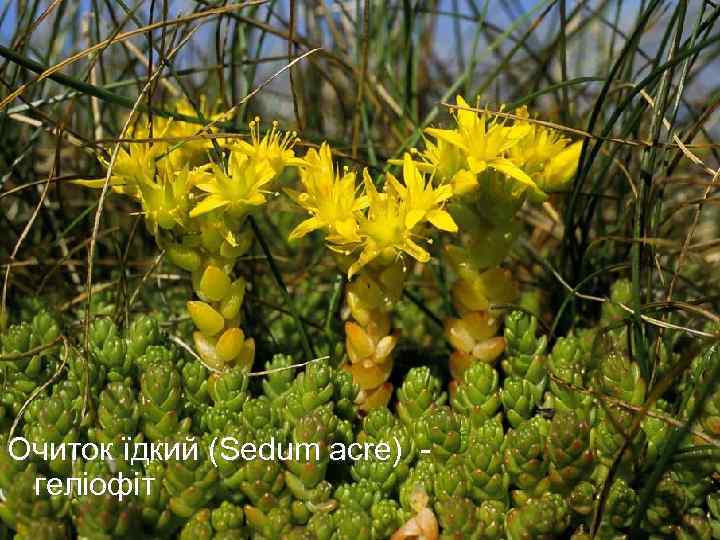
top-left (289, 147), bottom-right (457, 278)
top-left (77, 103), bottom-right (303, 371)
top-left (287, 97), bottom-right (582, 279)
top-left (400, 96), bottom-right (582, 381)
top-left (81, 110), bottom-right (300, 247)
top-left (410, 96), bottom-right (582, 208)
top-left (283, 96), bottom-right (583, 403)
top-left (287, 147), bottom-right (459, 408)
top-left (77, 93), bottom-right (582, 404)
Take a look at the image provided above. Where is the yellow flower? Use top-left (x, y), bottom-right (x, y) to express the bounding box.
top-left (233, 118), bottom-right (305, 174)
top-left (348, 169), bottom-right (429, 277)
top-left (137, 163), bottom-right (196, 235)
top-left (416, 137), bottom-right (467, 183)
top-left (156, 96), bottom-right (233, 168)
top-left (287, 153), bottom-right (459, 278)
top-left (286, 142), bottom-right (368, 244)
top-left (425, 96), bottom-right (542, 199)
top-left (385, 154), bottom-right (457, 232)
top-left (348, 163), bottom-right (458, 278)
top-left (73, 118), bottom-right (200, 236)
top-left (391, 137), bottom-right (467, 188)
top-left (74, 123), bottom-right (169, 198)
top-left (508, 106), bottom-right (582, 193)
top-left (190, 150), bottom-right (275, 219)
top-left (541, 141), bottom-right (582, 190)
top-left (83, 96), bottom-right (224, 194)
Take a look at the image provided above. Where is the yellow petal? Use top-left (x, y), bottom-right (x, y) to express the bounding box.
top-left (401, 238), bottom-right (430, 263)
top-left (467, 157), bottom-right (488, 175)
top-left (362, 168), bottom-right (379, 202)
top-left (352, 194), bottom-right (369, 212)
top-left (402, 153), bottom-right (422, 189)
top-left (456, 95), bottom-right (470, 108)
top-left (283, 156), bottom-right (307, 168)
top-left (333, 218), bottom-right (360, 243)
top-left (542, 141), bottom-right (582, 190)
top-left (190, 195), bottom-right (229, 218)
top-left (425, 128), bottom-right (466, 150)
top-left (215, 327), bottom-right (245, 363)
top-left (503, 123), bottom-right (532, 142)
top-left (245, 192), bottom-right (267, 206)
top-left (385, 172), bottom-right (405, 197)
top-left (71, 178), bottom-right (118, 189)
top-left (451, 170), bottom-right (478, 195)
top-left (232, 139), bottom-right (254, 156)
top-left (454, 95), bottom-right (477, 130)
top-left (289, 216), bottom-right (324, 241)
top-left (405, 209), bottom-right (426, 230)
top-left (434, 184), bottom-right (454, 203)
top-left (187, 301), bottom-right (225, 336)
top-left (196, 182), bottom-right (221, 194)
top-left (199, 265), bottom-right (232, 301)
top-left (491, 159), bottom-right (535, 189)
top-left (427, 209), bottom-right (458, 232)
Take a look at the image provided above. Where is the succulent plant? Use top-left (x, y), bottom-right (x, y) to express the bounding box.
top-left (547, 410), bottom-right (594, 493)
top-left (396, 367), bottom-right (447, 427)
top-left (503, 416), bottom-right (550, 505)
top-left (464, 417), bottom-right (508, 504)
top-left (1, 304), bottom-right (719, 539)
top-left (505, 492), bottom-right (570, 540)
top-left (450, 362), bottom-right (500, 428)
top-left (413, 406), bottom-right (469, 462)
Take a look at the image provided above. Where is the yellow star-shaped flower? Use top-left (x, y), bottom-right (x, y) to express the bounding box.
top-left (190, 151), bottom-right (275, 220)
top-left (286, 142), bottom-right (367, 245)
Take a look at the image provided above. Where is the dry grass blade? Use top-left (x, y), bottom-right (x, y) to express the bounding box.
top-left (0, 0), bottom-right (269, 113)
